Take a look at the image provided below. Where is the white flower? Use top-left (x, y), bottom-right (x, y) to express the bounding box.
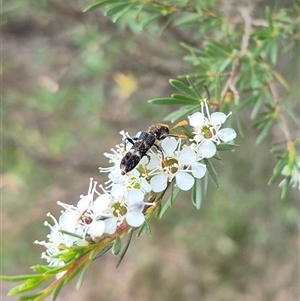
top-left (34, 212), bottom-right (79, 268)
top-left (149, 138), bottom-right (206, 192)
top-left (99, 130), bottom-right (129, 184)
top-left (35, 178), bottom-right (113, 266)
top-left (279, 161), bottom-right (300, 190)
top-left (188, 99), bottom-right (236, 158)
top-left (101, 185), bottom-right (148, 231)
top-left (99, 131), bottom-right (152, 194)
top-left (57, 178), bottom-right (110, 241)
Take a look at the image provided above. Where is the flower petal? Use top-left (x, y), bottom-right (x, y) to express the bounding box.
top-left (210, 112), bottom-right (227, 125)
top-left (93, 195), bottom-right (110, 212)
top-left (176, 171), bottom-right (194, 191)
top-left (150, 173), bottom-right (168, 192)
top-left (178, 147), bottom-right (196, 165)
top-left (103, 217), bottom-right (117, 234)
top-left (217, 128), bottom-right (237, 142)
top-left (162, 137), bottom-right (178, 156)
top-left (197, 140), bottom-right (216, 158)
top-left (110, 184), bottom-right (124, 199)
top-left (188, 112), bottom-right (205, 127)
top-left (88, 220), bottom-right (105, 239)
top-left (77, 195), bottom-right (92, 210)
top-left (127, 189), bottom-right (144, 204)
top-left (144, 153), bottom-right (160, 170)
top-left (126, 211), bottom-right (145, 227)
top-left (191, 163), bottom-right (207, 179)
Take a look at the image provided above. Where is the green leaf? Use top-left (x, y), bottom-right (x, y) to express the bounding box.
top-left (92, 243), bottom-right (113, 261)
top-left (0, 274), bottom-right (42, 282)
top-left (204, 159), bottom-right (218, 188)
top-left (19, 292), bottom-right (44, 301)
top-left (148, 97), bottom-right (197, 105)
top-left (256, 118), bottom-right (274, 144)
top-left (294, 0), bottom-right (300, 10)
top-left (205, 40), bottom-right (231, 57)
top-left (169, 79), bottom-right (200, 98)
top-left (104, 3), bottom-right (131, 17)
top-left (191, 178), bottom-right (202, 209)
top-left (140, 14), bottom-right (161, 28)
top-left (251, 97), bottom-right (263, 120)
top-left (116, 229), bottom-right (134, 268)
top-left (265, 7), bottom-right (273, 31)
top-left (273, 70), bottom-right (290, 90)
top-left (33, 265), bottom-right (53, 273)
top-left (215, 72), bottom-right (221, 102)
top-left (269, 39), bottom-right (278, 65)
top-left (187, 76), bottom-right (202, 99)
top-left (76, 265), bottom-right (89, 290)
top-left (164, 105), bottom-right (198, 122)
top-left (112, 236), bottom-right (122, 255)
top-left (64, 265), bottom-right (84, 283)
top-left (171, 94), bottom-right (201, 105)
top-left (174, 13), bottom-right (200, 26)
top-left (280, 176), bottom-right (291, 199)
top-left (52, 279), bottom-right (65, 300)
top-left (136, 220), bottom-right (152, 237)
top-left (237, 94), bottom-right (260, 111)
top-left (8, 278), bottom-right (45, 296)
top-left (268, 158), bottom-right (287, 185)
top-left (159, 185), bottom-right (180, 218)
top-left (83, 0), bottom-right (124, 12)
top-left (111, 3), bottom-right (133, 23)
top-left (217, 143), bottom-right (239, 151)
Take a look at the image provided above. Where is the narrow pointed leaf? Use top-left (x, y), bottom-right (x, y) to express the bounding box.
top-left (191, 178), bottom-right (202, 209)
top-left (64, 265), bottom-right (84, 283)
top-left (268, 158), bottom-right (287, 184)
top-left (280, 176), bottom-right (291, 199)
top-left (204, 159), bottom-right (218, 188)
top-left (217, 143), bottom-right (239, 151)
top-left (84, 1), bottom-right (123, 12)
top-left (187, 76), bottom-right (202, 99)
top-left (8, 278), bottom-right (45, 296)
top-left (215, 72), bottom-right (221, 102)
top-left (92, 243), bottom-right (113, 261)
top-left (149, 97), bottom-right (198, 105)
top-left (140, 14), bottom-right (161, 28)
top-left (136, 220), bottom-right (152, 237)
top-left (159, 186), bottom-right (180, 218)
top-left (105, 3), bottom-right (131, 17)
top-left (171, 94), bottom-right (200, 104)
top-left (116, 229), bottom-right (134, 268)
top-left (0, 274), bottom-right (42, 282)
top-left (112, 236), bottom-right (122, 255)
top-left (256, 119), bottom-right (274, 144)
top-left (76, 265), bottom-right (89, 290)
top-left (52, 279), bottom-right (65, 300)
top-left (169, 79), bottom-right (200, 98)
top-left (19, 292), bottom-right (44, 301)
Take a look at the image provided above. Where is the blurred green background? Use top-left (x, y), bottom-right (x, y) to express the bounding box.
top-left (2, 1), bottom-right (299, 300)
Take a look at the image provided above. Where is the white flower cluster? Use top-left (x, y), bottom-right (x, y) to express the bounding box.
top-left (36, 100), bottom-right (236, 266)
top-left (34, 176), bottom-right (153, 268)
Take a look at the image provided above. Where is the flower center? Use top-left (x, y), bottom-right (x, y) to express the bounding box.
top-left (127, 177), bottom-right (141, 190)
top-left (111, 201), bottom-right (128, 217)
top-left (79, 210), bottom-right (93, 225)
top-left (163, 158), bottom-right (179, 174)
top-left (201, 125), bottom-right (216, 139)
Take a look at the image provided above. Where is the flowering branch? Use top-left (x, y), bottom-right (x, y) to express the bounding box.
top-left (1, 95), bottom-right (238, 300)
